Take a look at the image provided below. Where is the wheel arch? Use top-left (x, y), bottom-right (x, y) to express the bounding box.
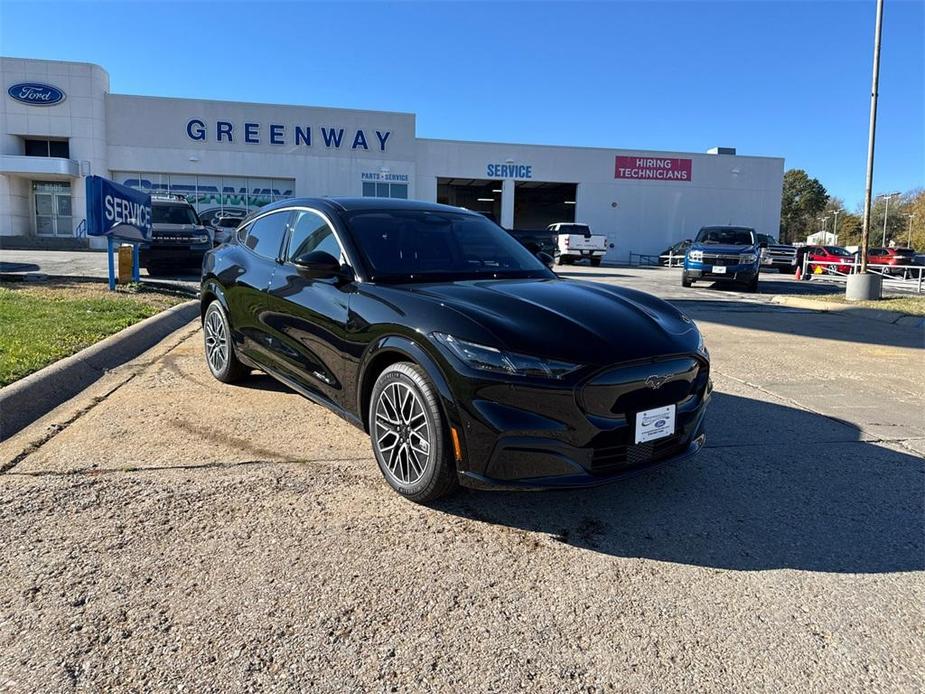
top-left (357, 336), bottom-right (456, 433)
top-left (200, 279), bottom-right (229, 322)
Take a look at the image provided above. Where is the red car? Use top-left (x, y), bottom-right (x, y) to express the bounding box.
top-left (804, 246), bottom-right (855, 274)
top-left (867, 247), bottom-right (917, 275)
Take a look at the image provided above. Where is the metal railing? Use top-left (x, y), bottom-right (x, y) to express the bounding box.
top-left (801, 256), bottom-right (925, 294)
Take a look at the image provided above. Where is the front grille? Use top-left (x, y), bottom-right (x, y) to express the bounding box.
top-left (580, 357), bottom-right (708, 419)
top-left (590, 435), bottom-right (687, 475)
top-left (701, 253), bottom-right (743, 264)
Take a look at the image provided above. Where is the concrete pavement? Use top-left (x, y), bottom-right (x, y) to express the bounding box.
top-left (0, 264), bottom-right (922, 692)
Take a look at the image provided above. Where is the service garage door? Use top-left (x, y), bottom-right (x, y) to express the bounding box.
top-left (513, 181), bottom-right (577, 229)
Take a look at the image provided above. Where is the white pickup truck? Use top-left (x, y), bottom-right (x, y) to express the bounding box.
top-left (547, 223), bottom-right (609, 266)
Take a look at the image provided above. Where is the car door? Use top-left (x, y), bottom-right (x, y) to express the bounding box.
top-left (224, 210), bottom-right (293, 366)
top-left (263, 208), bottom-right (353, 409)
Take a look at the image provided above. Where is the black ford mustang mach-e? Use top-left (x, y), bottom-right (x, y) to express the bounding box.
top-left (200, 198), bottom-right (711, 501)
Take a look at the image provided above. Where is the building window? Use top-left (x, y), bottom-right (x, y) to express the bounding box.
top-left (24, 139), bottom-right (70, 158)
top-left (362, 182), bottom-right (408, 199)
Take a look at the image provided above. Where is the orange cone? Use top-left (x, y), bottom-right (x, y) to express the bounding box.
top-left (794, 265), bottom-right (802, 280)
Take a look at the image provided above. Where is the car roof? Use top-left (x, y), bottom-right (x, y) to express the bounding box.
top-left (255, 197), bottom-right (476, 217)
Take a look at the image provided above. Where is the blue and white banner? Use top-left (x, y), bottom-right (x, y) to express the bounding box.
top-left (86, 175), bottom-right (152, 241)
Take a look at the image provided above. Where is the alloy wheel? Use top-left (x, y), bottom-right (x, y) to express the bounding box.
top-left (204, 308), bottom-right (228, 374)
top-left (374, 381), bottom-right (432, 485)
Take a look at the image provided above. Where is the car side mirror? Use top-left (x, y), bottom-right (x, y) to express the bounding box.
top-left (537, 251), bottom-right (554, 267)
top-left (292, 250), bottom-right (344, 279)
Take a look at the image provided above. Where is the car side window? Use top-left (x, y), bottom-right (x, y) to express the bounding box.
top-left (244, 211), bottom-right (290, 260)
top-left (287, 210), bottom-right (342, 262)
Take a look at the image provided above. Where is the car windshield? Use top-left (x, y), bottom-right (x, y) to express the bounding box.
top-left (153, 205), bottom-right (199, 225)
top-left (824, 246), bottom-right (852, 256)
top-left (345, 209), bottom-right (553, 283)
top-left (695, 227), bottom-right (755, 245)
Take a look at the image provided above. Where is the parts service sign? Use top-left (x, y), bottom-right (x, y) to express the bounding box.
top-left (615, 156), bottom-right (692, 182)
top-left (86, 176), bottom-right (152, 241)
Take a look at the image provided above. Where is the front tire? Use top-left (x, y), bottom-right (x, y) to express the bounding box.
top-left (369, 362), bottom-right (458, 503)
top-left (203, 300), bottom-right (248, 383)
top-left (682, 272), bottom-right (693, 288)
top-left (745, 275), bottom-right (759, 293)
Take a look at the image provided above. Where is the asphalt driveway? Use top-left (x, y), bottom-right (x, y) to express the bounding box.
top-left (0, 266), bottom-right (922, 692)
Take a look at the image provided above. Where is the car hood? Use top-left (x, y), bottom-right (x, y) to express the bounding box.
top-left (690, 243), bottom-right (754, 254)
top-left (394, 278), bottom-right (700, 366)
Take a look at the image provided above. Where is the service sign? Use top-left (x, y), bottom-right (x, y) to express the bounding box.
top-left (615, 156), bottom-right (692, 182)
top-left (86, 176), bottom-right (152, 241)
top-left (7, 82), bottom-right (66, 106)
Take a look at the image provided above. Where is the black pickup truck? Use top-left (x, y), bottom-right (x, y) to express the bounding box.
top-left (505, 228), bottom-right (558, 268)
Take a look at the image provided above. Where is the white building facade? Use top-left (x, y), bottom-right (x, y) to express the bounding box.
top-left (2, 57), bottom-right (785, 260)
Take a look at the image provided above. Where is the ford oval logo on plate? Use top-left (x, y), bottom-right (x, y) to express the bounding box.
top-left (7, 82), bottom-right (66, 107)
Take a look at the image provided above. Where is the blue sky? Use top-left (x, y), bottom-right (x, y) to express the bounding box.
top-left (2, 1), bottom-right (922, 208)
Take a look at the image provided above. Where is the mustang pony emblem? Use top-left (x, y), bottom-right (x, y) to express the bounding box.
top-left (645, 375), bottom-right (670, 390)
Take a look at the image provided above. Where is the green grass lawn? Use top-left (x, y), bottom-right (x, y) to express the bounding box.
top-left (0, 281), bottom-right (186, 387)
top-left (801, 293), bottom-right (925, 316)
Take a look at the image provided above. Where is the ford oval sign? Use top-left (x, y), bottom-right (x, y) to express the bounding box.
top-left (7, 82), bottom-right (66, 107)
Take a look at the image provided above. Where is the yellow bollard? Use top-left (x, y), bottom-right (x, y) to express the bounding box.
top-left (117, 244), bottom-right (134, 284)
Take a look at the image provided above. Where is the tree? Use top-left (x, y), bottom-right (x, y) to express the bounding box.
top-left (780, 169), bottom-right (829, 243)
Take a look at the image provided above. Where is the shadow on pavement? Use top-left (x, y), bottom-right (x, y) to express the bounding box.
top-left (0, 262), bottom-right (40, 273)
top-left (434, 392), bottom-right (924, 574)
top-left (671, 298), bottom-right (924, 349)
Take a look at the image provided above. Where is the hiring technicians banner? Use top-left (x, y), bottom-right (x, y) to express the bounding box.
top-left (86, 175), bottom-right (152, 241)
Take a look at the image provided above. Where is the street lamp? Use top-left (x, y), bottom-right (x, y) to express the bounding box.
top-left (832, 209), bottom-right (841, 242)
top-left (878, 191), bottom-right (900, 246)
top-left (818, 216), bottom-right (828, 244)
top-left (907, 213), bottom-right (916, 248)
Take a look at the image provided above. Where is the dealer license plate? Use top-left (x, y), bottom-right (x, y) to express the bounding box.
top-left (635, 405), bottom-right (676, 444)
top-left (711, 265), bottom-right (726, 274)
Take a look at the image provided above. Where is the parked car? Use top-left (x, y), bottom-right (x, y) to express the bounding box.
top-left (212, 214), bottom-right (245, 246)
top-left (867, 247), bottom-right (917, 275)
top-left (682, 226), bottom-right (764, 292)
top-left (757, 233), bottom-right (797, 272)
top-left (547, 223), bottom-right (609, 266)
top-left (659, 240), bottom-right (691, 266)
top-left (201, 198), bottom-right (710, 502)
top-left (506, 228), bottom-right (557, 268)
top-left (804, 245), bottom-right (855, 275)
top-left (141, 195), bottom-right (214, 275)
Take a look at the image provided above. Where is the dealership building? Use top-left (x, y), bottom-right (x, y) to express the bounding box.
top-left (1, 57), bottom-right (785, 260)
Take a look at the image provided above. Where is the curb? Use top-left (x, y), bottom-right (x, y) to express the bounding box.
top-left (771, 295), bottom-right (925, 329)
top-left (0, 300), bottom-right (200, 441)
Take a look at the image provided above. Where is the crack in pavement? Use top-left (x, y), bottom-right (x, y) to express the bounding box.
top-left (2, 457), bottom-right (374, 479)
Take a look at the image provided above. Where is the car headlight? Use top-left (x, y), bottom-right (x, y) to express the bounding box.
top-left (432, 333), bottom-right (580, 379)
top-left (740, 253), bottom-right (757, 264)
top-left (688, 250), bottom-right (703, 261)
top-left (697, 330), bottom-right (709, 359)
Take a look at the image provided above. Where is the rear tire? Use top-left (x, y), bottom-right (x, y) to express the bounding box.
top-left (369, 362), bottom-right (458, 503)
top-left (203, 300), bottom-right (248, 383)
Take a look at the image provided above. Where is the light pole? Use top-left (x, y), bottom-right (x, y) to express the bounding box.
top-left (858, 0), bottom-right (884, 277)
top-left (818, 216), bottom-right (828, 244)
top-left (832, 209), bottom-right (841, 242)
top-left (907, 213), bottom-right (916, 248)
top-left (879, 191), bottom-right (900, 246)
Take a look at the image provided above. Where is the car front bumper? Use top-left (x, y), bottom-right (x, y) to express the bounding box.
top-left (685, 263), bottom-right (758, 283)
top-left (447, 354), bottom-right (712, 490)
top-left (140, 242), bottom-right (211, 266)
